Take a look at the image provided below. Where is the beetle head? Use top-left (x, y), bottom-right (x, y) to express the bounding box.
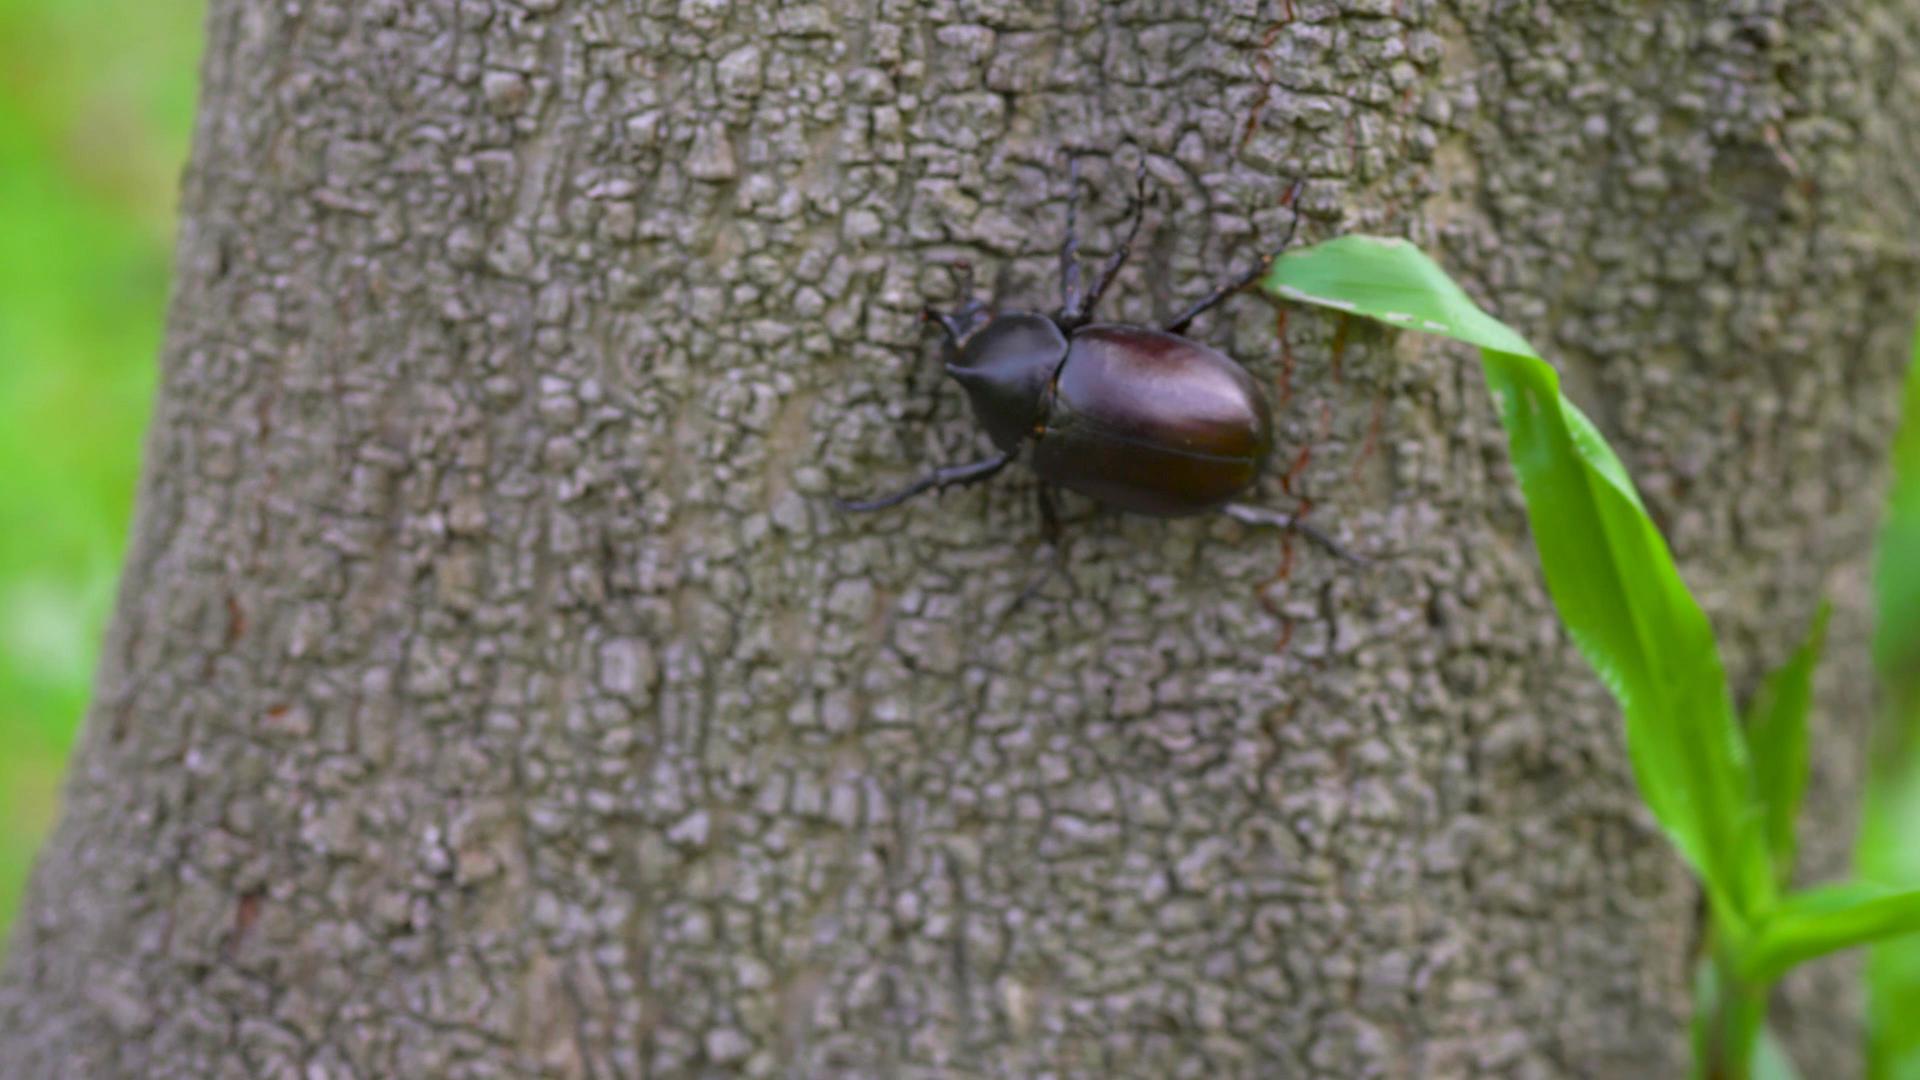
top-left (945, 312), bottom-right (1069, 452)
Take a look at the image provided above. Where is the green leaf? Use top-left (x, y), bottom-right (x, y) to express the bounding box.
top-left (1861, 323), bottom-right (1920, 1079)
top-left (1743, 882), bottom-right (1920, 984)
top-left (1267, 236), bottom-right (1775, 932)
top-left (1874, 324), bottom-right (1920, 712)
top-left (1860, 765), bottom-right (1920, 1079)
top-left (1264, 235), bottom-right (1534, 355)
top-left (1744, 600), bottom-right (1831, 885)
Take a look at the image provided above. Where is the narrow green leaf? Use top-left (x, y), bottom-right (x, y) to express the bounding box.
top-left (1860, 767), bottom-right (1920, 1079)
top-left (1873, 325), bottom-right (1920, 710)
top-left (1745, 601), bottom-right (1832, 884)
top-left (1689, 958), bottom-right (1717, 1079)
top-left (1861, 323), bottom-right (1920, 1079)
top-left (1264, 235), bottom-right (1535, 356)
top-left (1267, 236), bottom-right (1775, 931)
top-left (1743, 882), bottom-right (1920, 984)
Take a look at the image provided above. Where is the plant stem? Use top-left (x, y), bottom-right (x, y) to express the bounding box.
top-left (1696, 945), bottom-right (1770, 1080)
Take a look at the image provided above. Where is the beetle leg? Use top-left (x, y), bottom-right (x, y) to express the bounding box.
top-left (1221, 501), bottom-right (1364, 565)
top-left (1004, 485), bottom-right (1073, 614)
top-left (1065, 159), bottom-right (1149, 329)
top-left (1059, 153), bottom-right (1085, 319)
top-left (835, 449), bottom-right (1017, 512)
top-left (1163, 180), bottom-right (1307, 335)
top-left (1010, 551), bottom-right (1070, 615)
top-left (1037, 483), bottom-right (1063, 547)
top-left (1161, 263), bottom-right (1265, 336)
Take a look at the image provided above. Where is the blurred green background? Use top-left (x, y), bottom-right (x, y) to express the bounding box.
top-left (0, 0), bottom-right (204, 940)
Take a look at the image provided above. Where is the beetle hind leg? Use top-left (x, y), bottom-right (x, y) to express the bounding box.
top-left (835, 449), bottom-right (1017, 513)
top-left (1221, 501), bottom-right (1364, 565)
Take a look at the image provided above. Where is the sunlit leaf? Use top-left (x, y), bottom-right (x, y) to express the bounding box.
top-left (1745, 601), bottom-right (1831, 884)
top-left (1861, 324), bottom-right (1920, 1079)
top-left (1873, 326), bottom-right (1920, 709)
top-left (1744, 882), bottom-right (1920, 985)
top-left (1267, 236), bottom-right (1775, 932)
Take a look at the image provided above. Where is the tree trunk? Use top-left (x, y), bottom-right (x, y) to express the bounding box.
top-left (4, 2), bottom-right (1915, 1076)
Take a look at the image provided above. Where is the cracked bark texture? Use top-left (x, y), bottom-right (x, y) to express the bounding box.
top-left (4, 1), bottom-right (1918, 1076)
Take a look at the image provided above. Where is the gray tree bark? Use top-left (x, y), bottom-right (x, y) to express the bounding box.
top-left (3, 1), bottom-right (1916, 1076)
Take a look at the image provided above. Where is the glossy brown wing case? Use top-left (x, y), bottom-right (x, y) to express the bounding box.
top-left (1030, 324), bottom-right (1274, 516)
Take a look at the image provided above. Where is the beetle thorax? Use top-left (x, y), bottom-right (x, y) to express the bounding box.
top-left (944, 312), bottom-right (1070, 452)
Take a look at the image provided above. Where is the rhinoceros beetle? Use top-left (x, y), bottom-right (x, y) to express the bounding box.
top-left (838, 157), bottom-right (1352, 563)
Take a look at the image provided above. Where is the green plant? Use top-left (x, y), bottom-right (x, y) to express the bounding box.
top-left (1263, 236), bottom-right (1920, 1078)
top-left (1858, 322), bottom-right (1920, 1079)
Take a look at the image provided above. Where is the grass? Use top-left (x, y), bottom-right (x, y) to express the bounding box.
top-left (0, 0), bottom-right (202, 940)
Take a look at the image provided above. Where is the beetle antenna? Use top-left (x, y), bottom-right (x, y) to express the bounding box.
top-left (1059, 152), bottom-right (1085, 318)
top-left (953, 259), bottom-right (977, 308)
top-left (922, 260), bottom-right (988, 356)
top-left (922, 306), bottom-right (968, 351)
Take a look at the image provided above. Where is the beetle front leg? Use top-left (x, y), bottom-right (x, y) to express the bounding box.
top-left (1062, 160), bottom-right (1148, 329)
top-left (1221, 502), bottom-right (1363, 565)
top-left (835, 449), bottom-right (1017, 512)
top-left (1059, 153), bottom-right (1085, 317)
top-left (1163, 179), bottom-right (1306, 335)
